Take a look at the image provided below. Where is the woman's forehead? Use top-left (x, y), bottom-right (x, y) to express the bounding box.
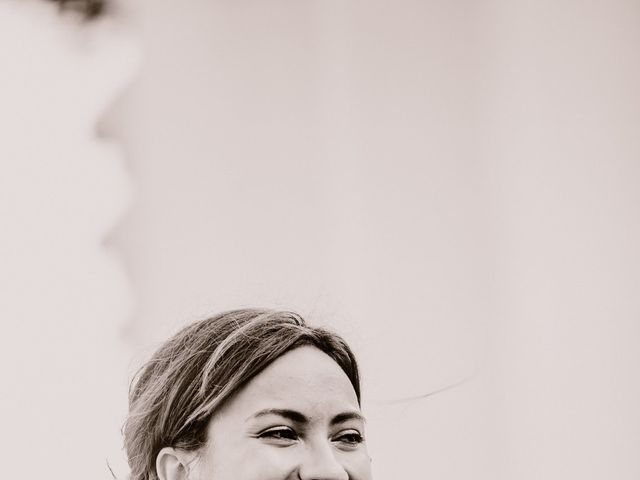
top-left (222, 346), bottom-right (359, 417)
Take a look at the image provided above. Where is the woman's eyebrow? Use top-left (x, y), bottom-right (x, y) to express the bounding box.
top-left (247, 408), bottom-right (308, 423)
top-left (330, 411), bottom-right (366, 425)
top-left (246, 409), bottom-right (366, 425)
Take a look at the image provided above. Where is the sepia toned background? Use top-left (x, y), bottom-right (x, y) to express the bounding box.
top-left (1, 0), bottom-right (639, 478)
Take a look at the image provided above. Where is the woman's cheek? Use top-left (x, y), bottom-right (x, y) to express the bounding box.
top-left (340, 448), bottom-right (374, 480)
top-left (237, 445), bottom-right (301, 479)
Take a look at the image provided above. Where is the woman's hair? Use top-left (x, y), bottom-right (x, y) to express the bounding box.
top-left (124, 308), bottom-right (361, 480)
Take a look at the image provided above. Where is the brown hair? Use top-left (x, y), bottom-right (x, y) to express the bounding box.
top-left (123, 308), bottom-right (361, 480)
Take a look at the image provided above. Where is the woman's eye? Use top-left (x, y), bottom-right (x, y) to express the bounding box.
top-left (334, 430), bottom-right (364, 446)
top-left (258, 427), bottom-right (298, 443)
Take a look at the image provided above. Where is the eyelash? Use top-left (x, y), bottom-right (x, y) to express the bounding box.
top-left (258, 427), bottom-right (298, 442)
top-left (257, 427), bottom-right (364, 446)
top-left (334, 430), bottom-right (364, 445)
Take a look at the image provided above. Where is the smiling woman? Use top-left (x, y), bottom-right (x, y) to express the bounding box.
top-left (125, 309), bottom-right (373, 480)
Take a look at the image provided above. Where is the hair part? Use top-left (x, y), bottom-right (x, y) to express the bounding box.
top-left (124, 308), bottom-right (361, 480)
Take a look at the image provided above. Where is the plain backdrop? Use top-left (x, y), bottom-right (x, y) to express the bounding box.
top-left (2, 0), bottom-right (639, 479)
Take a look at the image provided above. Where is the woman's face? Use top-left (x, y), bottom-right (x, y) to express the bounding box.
top-left (191, 345), bottom-right (373, 480)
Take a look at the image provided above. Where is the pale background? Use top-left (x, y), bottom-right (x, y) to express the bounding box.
top-left (1, 0), bottom-right (639, 479)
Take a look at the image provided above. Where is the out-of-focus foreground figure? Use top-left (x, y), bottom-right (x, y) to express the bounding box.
top-left (0, 1), bottom-right (138, 478)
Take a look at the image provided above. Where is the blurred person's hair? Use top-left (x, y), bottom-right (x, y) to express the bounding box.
top-left (124, 308), bottom-right (361, 480)
top-left (47, 0), bottom-right (105, 19)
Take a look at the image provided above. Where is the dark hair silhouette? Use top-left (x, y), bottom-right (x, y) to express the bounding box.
top-left (46, 0), bottom-right (105, 19)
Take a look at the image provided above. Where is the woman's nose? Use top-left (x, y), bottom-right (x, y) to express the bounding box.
top-left (298, 441), bottom-right (349, 480)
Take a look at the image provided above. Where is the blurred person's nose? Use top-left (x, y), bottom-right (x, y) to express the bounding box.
top-left (95, 84), bottom-right (129, 143)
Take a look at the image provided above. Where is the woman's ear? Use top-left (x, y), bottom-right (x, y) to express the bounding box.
top-left (156, 447), bottom-right (194, 480)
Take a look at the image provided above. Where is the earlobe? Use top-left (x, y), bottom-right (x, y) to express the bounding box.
top-left (156, 447), bottom-right (192, 480)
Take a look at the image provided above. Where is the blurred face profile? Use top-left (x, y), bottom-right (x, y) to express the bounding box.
top-left (189, 345), bottom-right (372, 480)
